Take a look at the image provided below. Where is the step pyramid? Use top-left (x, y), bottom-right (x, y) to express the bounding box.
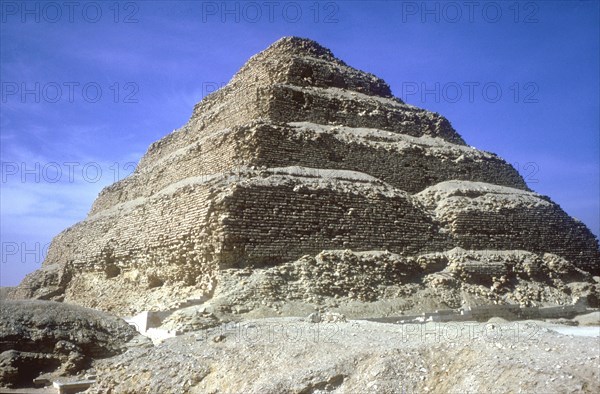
top-left (12, 37), bottom-right (599, 314)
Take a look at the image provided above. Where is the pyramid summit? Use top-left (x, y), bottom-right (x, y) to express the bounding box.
top-left (256, 36), bottom-right (341, 62)
top-left (9, 37), bottom-right (600, 315)
top-left (224, 36), bottom-right (393, 98)
top-left (188, 35), bottom-right (465, 143)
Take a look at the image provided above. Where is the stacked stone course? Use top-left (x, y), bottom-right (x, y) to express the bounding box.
top-left (92, 120), bottom-right (527, 214)
top-left (12, 37), bottom-right (599, 313)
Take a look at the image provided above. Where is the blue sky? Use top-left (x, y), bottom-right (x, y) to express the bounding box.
top-left (1, 0), bottom-right (598, 286)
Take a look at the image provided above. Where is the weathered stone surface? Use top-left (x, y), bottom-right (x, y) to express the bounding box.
top-left (90, 121), bottom-right (526, 215)
top-left (201, 248), bottom-right (598, 319)
top-left (14, 168), bottom-right (450, 314)
top-left (187, 37), bottom-right (464, 144)
top-left (0, 300), bottom-right (148, 388)
top-left (416, 181), bottom-right (600, 272)
top-left (9, 36), bottom-right (600, 316)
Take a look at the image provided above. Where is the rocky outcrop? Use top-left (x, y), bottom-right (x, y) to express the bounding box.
top-left (0, 300), bottom-right (149, 388)
top-left (10, 36), bottom-right (600, 315)
top-left (199, 249), bottom-right (598, 321)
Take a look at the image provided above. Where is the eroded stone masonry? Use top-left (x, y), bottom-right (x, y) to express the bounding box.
top-left (11, 37), bottom-right (600, 314)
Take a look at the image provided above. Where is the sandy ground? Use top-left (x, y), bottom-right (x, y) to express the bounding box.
top-left (84, 317), bottom-right (600, 394)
